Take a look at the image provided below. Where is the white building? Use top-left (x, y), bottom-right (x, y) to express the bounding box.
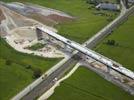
top-left (128, 0), bottom-right (134, 3)
top-left (96, 3), bottom-right (120, 11)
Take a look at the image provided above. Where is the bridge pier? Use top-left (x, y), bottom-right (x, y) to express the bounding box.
top-left (36, 28), bottom-right (44, 40)
top-left (107, 66), bottom-right (111, 74)
top-left (64, 44), bottom-right (73, 53)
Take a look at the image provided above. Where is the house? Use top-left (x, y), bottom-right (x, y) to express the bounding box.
top-left (96, 3), bottom-right (120, 11)
top-left (128, 0), bottom-right (134, 3)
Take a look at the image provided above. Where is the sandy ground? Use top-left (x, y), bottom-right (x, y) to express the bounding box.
top-left (0, 2), bottom-right (75, 58)
top-left (0, 4), bottom-right (57, 35)
top-left (5, 34), bottom-right (65, 58)
top-left (0, 4), bottom-right (66, 58)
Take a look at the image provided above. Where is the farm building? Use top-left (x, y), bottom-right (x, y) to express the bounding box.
top-left (96, 3), bottom-right (120, 11)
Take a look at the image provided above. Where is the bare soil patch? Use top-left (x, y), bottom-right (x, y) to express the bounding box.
top-left (28, 13), bottom-right (57, 26)
top-left (3, 2), bottom-right (74, 26)
top-left (0, 9), bottom-right (5, 24)
top-left (46, 14), bottom-right (73, 23)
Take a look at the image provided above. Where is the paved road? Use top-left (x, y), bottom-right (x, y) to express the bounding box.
top-left (22, 5), bottom-right (134, 100)
top-left (22, 57), bottom-right (78, 100)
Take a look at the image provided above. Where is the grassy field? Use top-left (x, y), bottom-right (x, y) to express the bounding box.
top-left (2, 0), bottom-right (117, 43)
top-left (0, 38), bottom-right (60, 100)
top-left (49, 67), bottom-right (134, 100)
top-left (95, 15), bottom-right (134, 71)
top-left (0, 0), bottom-right (123, 99)
top-left (27, 43), bottom-right (45, 50)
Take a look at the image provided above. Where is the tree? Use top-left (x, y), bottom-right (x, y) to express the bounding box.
top-left (5, 60), bottom-right (12, 65)
top-left (26, 65), bottom-right (32, 69)
top-left (87, 0), bottom-right (101, 5)
top-left (33, 68), bottom-right (42, 79)
top-left (106, 40), bottom-right (116, 45)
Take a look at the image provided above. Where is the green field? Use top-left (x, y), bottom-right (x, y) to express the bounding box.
top-left (27, 43), bottom-right (45, 50)
top-left (2, 0), bottom-right (117, 43)
top-left (49, 67), bottom-right (134, 100)
top-left (0, 38), bottom-right (60, 100)
top-left (0, 0), bottom-right (126, 100)
top-left (95, 15), bottom-right (134, 71)
top-left (50, 4), bottom-right (133, 100)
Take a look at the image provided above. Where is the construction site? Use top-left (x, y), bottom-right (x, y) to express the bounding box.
top-left (0, 0), bottom-right (134, 100)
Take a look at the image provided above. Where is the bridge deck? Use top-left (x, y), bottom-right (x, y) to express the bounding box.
top-left (37, 26), bottom-right (134, 80)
